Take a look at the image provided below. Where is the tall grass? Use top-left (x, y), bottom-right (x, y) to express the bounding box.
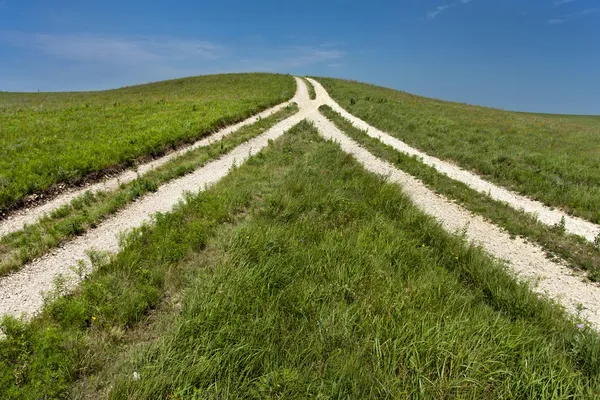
top-left (0, 73), bottom-right (295, 214)
top-left (3, 123), bottom-right (597, 398)
top-left (316, 77), bottom-right (600, 224)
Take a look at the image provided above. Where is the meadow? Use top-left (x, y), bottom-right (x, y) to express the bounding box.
top-left (0, 73), bottom-right (295, 214)
top-left (320, 105), bottom-right (600, 280)
top-left (316, 77), bottom-right (600, 223)
top-left (2, 123), bottom-right (600, 399)
top-left (0, 104), bottom-right (298, 277)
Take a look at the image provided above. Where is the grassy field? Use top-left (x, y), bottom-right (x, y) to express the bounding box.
top-left (2, 123), bottom-right (600, 399)
top-left (0, 73), bottom-right (295, 214)
top-left (0, 104), bottom-right (298, 278)
top-left (315, 77), bottom-right (600, 224)
top-left (320, 105), bottom-right (600, 280)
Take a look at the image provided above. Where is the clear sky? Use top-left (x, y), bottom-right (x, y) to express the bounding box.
top-left (0, 0), bottom-right (598, 114)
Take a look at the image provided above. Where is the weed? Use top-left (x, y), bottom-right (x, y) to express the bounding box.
top-left (556, 215), bottom-right (567, 233)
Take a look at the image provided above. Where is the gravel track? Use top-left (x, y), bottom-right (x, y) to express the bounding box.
top-left (2, 76), bottom-right (599, 332)
top-left (0, 99), bottom-right (297, 239)
top-left (0, 78), bottom-right (310, 320)
top-left (308, 110), bottom-right (600, 329)
top-left (307, 78), bottom-right (600, 244)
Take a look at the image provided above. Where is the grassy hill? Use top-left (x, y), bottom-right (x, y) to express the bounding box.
top-left (316, 77), bottom-right (600, 223)
top-left (1, 75), bottom-right (600, 398)
top-left (0, 104), bottom-right (298, 278)
top-left (3, 123), bottom-right (600, 398)
top-left (0, 73), bottom-right (295, 214)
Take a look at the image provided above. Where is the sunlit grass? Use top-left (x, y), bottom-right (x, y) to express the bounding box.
top-left (2, 123), bottom-right (599, 399)
top-left (315, 77), bottom-right (600, 224)
top-left (320, 104), bottom-right (600, 281)
top-left (0, 104), bottom-right (298, 278)
top-left (0, 73), bottom-right (295, 214)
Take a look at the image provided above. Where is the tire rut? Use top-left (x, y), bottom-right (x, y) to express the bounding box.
top-left (307, 78), bottom-right (600, 244)
top-left (2, 76), bottom-right (599, 333)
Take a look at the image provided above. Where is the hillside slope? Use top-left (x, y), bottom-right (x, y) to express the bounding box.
top-left (2, 75), bottom-right (600, 399)
top-left (4, 122), bottom-right (600, 399)
top-left (316, 77), bottom-right (600, 223)
top-left (0, 73), bottom-right (295, 214)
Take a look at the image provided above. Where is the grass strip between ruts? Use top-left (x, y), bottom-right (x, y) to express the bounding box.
top-left (303, 77), bottom-right (316, 100)
top-left (315, 77), bottom-right (600, 224)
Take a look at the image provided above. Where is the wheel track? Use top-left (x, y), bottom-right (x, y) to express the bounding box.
top-left (0, 96), bottom-right (298, 239)
top-left (2, 76), bottom-right (600, 332)
top-left (0, 78), bottom-right (310, 320)
top-left (308, 78), bottom-right (600, 244)
top-left (308, 109), bottom-right (600, 329)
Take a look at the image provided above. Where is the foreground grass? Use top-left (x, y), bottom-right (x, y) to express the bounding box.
top-left (0, 104), bottom-right (298, 278)
top-left (0, 73), bottom-right (295, 214)
top-left (320, 105), bottom-right (600, 281)
top-left (316, 77), bottom-right (600, 224)
top-left (2, 123), bottom-right (600, 399)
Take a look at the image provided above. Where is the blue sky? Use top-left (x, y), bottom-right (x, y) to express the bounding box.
top-left (0, 0), bottom-right (599, 114)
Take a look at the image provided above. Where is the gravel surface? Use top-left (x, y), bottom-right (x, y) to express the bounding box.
top-left (308, 78), bottom-right (600, 244)
top-left (2, 76), bottom-right (599, 333)
top-left (0, 100), bottom-right (296, 239)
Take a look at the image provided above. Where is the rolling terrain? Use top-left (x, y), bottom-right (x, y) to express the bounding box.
top-left (1, 75), bottom-right (600, 398)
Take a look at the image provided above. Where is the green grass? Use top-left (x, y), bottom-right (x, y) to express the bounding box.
top-left (303, 77), bottom-right (316, 100)
top-left (0, 104), bottom-right (298, 278)
top-left (320, 105), bottom-right (600, 281)
top-left (0, 73), bottom-right (295, 214)
top-left (524, 112), bottom-right (600, 127)
top-left (3, 122), bottom-right (600, 399)
top-left (315, 77), bottom-right (600, 224)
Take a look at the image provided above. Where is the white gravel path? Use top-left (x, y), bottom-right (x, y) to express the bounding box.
top-left (0, 78), bottom-right (311, 320)
top-left (307, 78), bottom-right (600, 244)
top-left (308, 110), bottom-right (600, 329)
top-left (0, 99), bottom-right (296, 239)
top-left (1, 75), bottom-right (599, 334)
